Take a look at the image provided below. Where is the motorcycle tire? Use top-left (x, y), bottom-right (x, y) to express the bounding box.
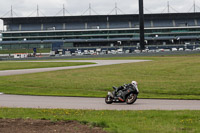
top-left (126, 93), bottom-right (137, 104)
top-left (105, 95), bottom-right (113, 104)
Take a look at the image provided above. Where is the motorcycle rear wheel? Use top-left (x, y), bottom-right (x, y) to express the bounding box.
top-left (126, 93), bottom-right (137, 104)
top-left (105, 95), bottom-right (113, 104)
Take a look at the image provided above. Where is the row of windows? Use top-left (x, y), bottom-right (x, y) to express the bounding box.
top-left (3, 27), bottom-right (200, 38)
top-left (3, 33), bottom-right (200, 42)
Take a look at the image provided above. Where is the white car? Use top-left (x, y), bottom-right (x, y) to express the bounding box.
top-left (185, 49), bottom-right (192, 51)
top-left (196, 47), bottom-right (200, 51)
top-left (148, 49), bottom-right (156, 53)
top-left (134, 50), bottom-right (141, 53)
top-left (179, 48), bottom-right (184, 51)
top-left (172, 48), bottom-right (178, 51)
top-left (158, 49), bottom-right (165, 52)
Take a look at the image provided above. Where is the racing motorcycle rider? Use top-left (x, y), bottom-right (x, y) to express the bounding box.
top-left (114, 81), bottom-right (139, 100)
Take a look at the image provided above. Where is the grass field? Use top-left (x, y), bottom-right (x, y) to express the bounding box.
top-left (0, 108), bottom-right (199, 133)
top-left (0, 55), bottom-right (200, 133)
top-left (0, 62), bottom-right (95, 70)
top-left (0, 55), bottom-right (200, 99)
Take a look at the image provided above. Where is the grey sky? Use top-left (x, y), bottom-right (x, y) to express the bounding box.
top-left (0, 0), bottom-right (199, 30)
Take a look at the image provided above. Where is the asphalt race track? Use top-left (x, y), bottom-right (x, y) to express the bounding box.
top-left (0, 94), bottom-right (200, 110)
top-left (0, 60), bottom-right (200, 110)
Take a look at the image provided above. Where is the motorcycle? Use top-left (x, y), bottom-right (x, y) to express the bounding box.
top-left (105, 83), bottom-right (139, 104)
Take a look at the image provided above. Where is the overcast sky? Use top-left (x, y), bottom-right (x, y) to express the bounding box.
top-left (0, 0), bottom-right (200, 30)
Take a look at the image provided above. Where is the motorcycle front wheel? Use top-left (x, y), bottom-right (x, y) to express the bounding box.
top-left (105, 95), bottom-right (113, 104)
top-left (126, 93), bottom-right (137, 104)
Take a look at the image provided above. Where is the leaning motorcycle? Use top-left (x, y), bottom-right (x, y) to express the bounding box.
top-left (105, 83), bottom-right (139, 104)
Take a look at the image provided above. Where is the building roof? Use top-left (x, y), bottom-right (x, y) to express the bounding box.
top-left (1, 13), bottom-right (200, 25)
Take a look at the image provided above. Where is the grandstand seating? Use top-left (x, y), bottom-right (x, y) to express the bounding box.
top-left (87, 22), bottom-right (107, 29)
top-left (174, 19), bottom-right (195, 27)
top-left (8, 24), bottom-right (20, 31)
top-left (22, 24), bottom-right (41, 31)
top-left (144, 20), bottom-right (152, 27)
top-left (43, 23), bottom-right (63, 30)
top-left (66, 22), bottom-right (85, 30)
top-left (197, 19), bottom-right (200, 25)
top-left (153, 20), bottom-right (173, 27)
top-left (5, 16), bottom-right (200, 31)
top-left (109, 21), bottom-right (129, 28)
top-left (1, 13), bottom-right (200, 47)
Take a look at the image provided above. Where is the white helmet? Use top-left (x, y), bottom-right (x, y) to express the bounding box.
top-left (131, 81), bottom-right (138, 85)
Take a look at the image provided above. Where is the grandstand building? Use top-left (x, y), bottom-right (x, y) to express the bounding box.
top-left (0, 13), bottom-right (200, 50)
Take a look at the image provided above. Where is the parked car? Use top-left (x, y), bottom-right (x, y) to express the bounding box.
top-left (179, 48), bottom-right (184, 51)
top-left (196, 47), bottom-right (200, 50)
top-left (185, 49), bottom-right (192, 51)
top-left (171, 48), bottom-right (178, 51)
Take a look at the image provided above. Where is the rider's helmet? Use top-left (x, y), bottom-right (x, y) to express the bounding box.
top-left (131, 81), bottom-right (138, 86)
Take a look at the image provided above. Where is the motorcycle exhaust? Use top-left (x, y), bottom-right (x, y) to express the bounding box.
top-left (118, 97), bottom-right (124, 102)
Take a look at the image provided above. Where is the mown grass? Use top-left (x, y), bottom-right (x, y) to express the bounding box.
top-left (0, 55), bottom-right (200, 99)
top-left (0, 62), bottom-right (95, 70)
top-left (0, 108), bottom-right (200, 133)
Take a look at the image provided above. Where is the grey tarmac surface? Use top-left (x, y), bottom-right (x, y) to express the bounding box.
top-left (0, 60), bottom-right (149, 76)
top-left (0, 94), bottom-right (200, 110)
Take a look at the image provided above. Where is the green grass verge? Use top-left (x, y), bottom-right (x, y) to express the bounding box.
top-left (0, 108), bottom-right (200, 133)
top-left (0, 55), bottom-right (200, 99)
top-left (0, 62), bottom-right (95, 70)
